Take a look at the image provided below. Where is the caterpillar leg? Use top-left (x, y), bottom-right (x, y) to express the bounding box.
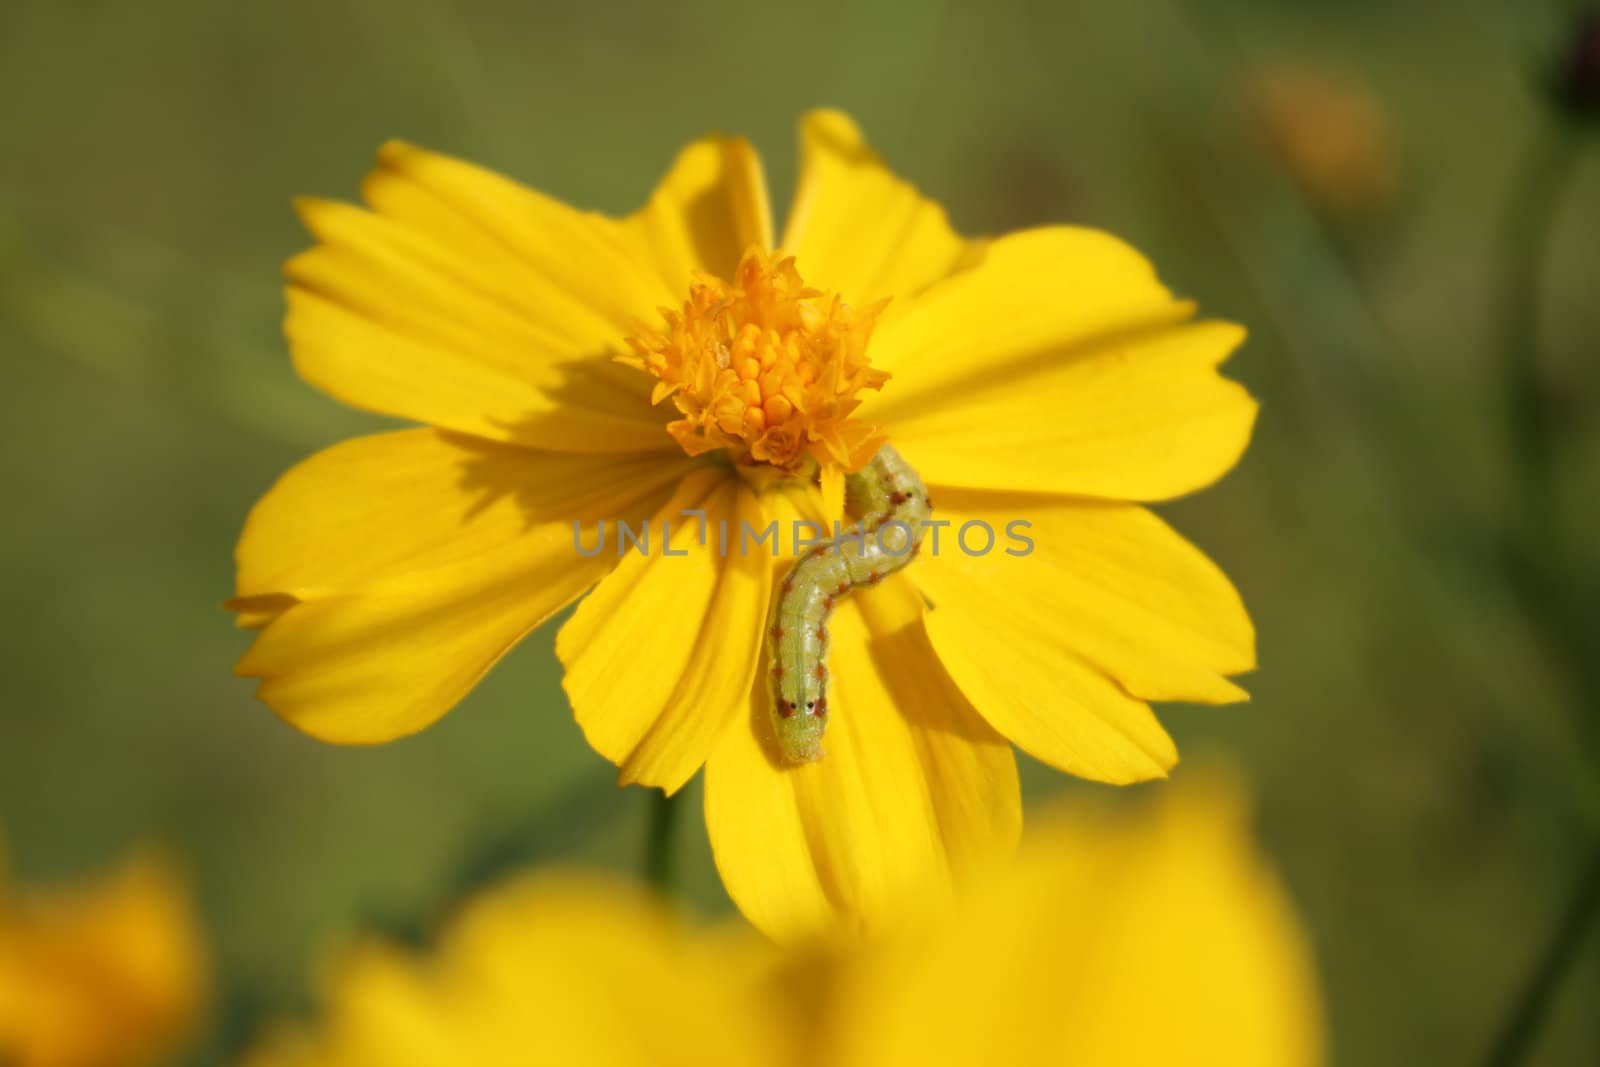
top-left (768, 446), bottom-right (932, 763)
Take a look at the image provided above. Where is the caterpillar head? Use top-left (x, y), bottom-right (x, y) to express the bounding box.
top-left (772, 683), bottom-right (828, 764)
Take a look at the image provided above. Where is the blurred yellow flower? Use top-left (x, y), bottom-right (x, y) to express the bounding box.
top-left (230, 109), bottom-right (1256, 938)
top-left (0, 844), bottom-right (207, 1067)
top-left (244, 875), bottom-right (784, 1067)
top-left (247, 772), bottom-right (1323, 1067)
top-left (828, 772), bottom-right (1325, 1067)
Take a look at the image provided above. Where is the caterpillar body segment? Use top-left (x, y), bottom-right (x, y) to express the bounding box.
top-left (768, 445), bottom-right (932, 763)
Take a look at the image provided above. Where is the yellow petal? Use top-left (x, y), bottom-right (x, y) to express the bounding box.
top-left (246, 873), bottom-right (786, 1067)
top-left (232, 432), bottom-right (687, 743)
top-left (622, 135), bottom-right (774, 289)
top-left (780, 110), bottom-right (982, 307)
top-left (556, 470), bottom-right (769, 794)
top-left (359, 141), bottom-right (670, 332)
top-left (290, 150), bottom-right (671, 452)
top-left (704, 488), bottom-right (1020, 941)
top-left (289, 136), bottom-right (774, 452)
top-left (867, 227), bottom-right (1257, 501)
top-left (914, 498), bottom-right (1221, 783)
top-left (227, 593), bottom-right (298, 631)
top-left (829, 769), bottom-right (1326, 1067)
top-left (818, 462), bottom-right (846, 525)
top-left (442, 875), bottom-right (782, 1065)
top-left (235, 428), bottom-right (688, 602)
top-left (917, 492), bottom-right (1254, 711)
top-left (245, 944), bottom-right (460, 1067)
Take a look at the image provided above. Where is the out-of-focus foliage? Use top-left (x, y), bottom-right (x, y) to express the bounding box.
top-left (1, 1), bottom-right (1597, 1065)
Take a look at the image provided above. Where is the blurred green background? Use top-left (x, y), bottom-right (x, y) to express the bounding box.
top-left (3, 0), bottom-right (1598, 1063)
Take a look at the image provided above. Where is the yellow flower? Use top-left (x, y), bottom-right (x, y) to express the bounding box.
top-left (828, 772), bottom-right (1325, 1067)
top-left (243, 875), bottom-right (785, 1067)
top-left (0, 843), bottom-right (207, 1067)
top-left (246, 772), bottom-right (1323, 1067)
top-left (230, 110), bottom-right (1257, 938)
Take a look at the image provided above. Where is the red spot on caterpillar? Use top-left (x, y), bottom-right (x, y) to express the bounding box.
top-left (834, 583), bottom-right (849, 596)
top-left (822, 596), bottom-right (834, 610)
top-left (867, 571), bottom-right (882, 585)
top-left (772, 665), bottom-right (784, 679)
top-left (813, 697), bottom-right (828, 717)
top-left (815, 627), bottom-right (827, 641)
top-left (925, 494), bottom-right (934, 509)
top-left (771, 626), bottom-right (784, 641)
top-left (782, 580), bottom-right (794, 594)
top-left (778, 699), bottom-right (796, 719)
top-left (889, 491), bottom-right (909, 506)
top-left (814, 664), bottom-right (827, 680)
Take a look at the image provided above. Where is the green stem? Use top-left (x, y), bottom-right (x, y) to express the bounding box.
top-left (1497, 129), bottom-right (1600, 750)
top-left (1477, 122), bottom-right (1598, 1067)
top-left (1480, 839), bottom-right (1600, 1067)
top-left (643, 788), bottom-right (681, 895)
top-left (1500, 125), bottom-right (1584, 545)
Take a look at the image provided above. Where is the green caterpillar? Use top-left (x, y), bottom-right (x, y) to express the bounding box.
top-left (768, 445), bottom-right (932, 763)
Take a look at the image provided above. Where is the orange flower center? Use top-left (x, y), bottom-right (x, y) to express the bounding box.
top-left (623, 249), bottom-right (890, 476)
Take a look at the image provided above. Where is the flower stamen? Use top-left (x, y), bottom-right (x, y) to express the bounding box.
top-left (622, 249), bottom-right (890, 475)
